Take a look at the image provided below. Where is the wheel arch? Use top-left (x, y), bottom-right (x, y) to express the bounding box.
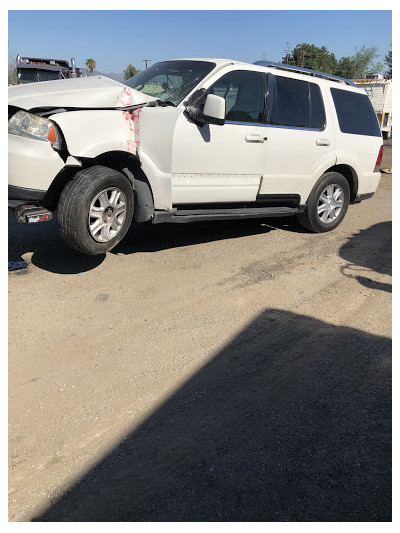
top-left (43, 151), bottom-right (155, 223)
top-left (324, 164), bottom-right (359, 203)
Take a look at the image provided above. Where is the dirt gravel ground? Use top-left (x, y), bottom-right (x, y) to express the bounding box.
top-left (8, 145), bottom-right (392, 522)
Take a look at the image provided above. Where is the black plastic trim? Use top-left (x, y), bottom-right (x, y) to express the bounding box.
top-left (255, 194), bottom-right (301, 208)
top-left (153, 205), bottom-right (303, 224)
top-left (173, 195), bottom-right (301, 212)
top-left (8, 185), bottom-right (46, 207)
top-left (352, 192), bottom-right (375, 204)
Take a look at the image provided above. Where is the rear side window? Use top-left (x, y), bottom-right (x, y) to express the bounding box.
top-left (309, 83), bottom-right (325, 129)
top-left (271, 76), bottom-right (325, 129)
top-left (331, 88), bottom-right (381, 137)
top-left (273, 76), bottom-right (309, 127)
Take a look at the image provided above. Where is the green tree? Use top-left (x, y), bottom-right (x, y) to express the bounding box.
top-left (123, 64), bottom-right (140, 80)
top-left (282, 42), bottom-right (384, 79)
top-left (346, 45), bottom-right (382, 78)
top-left (336, 56), bottom-right (357, 79)
top-left (384, 48), bottom-right (392, 78)
top-left (282, 42), bottom-right (292, 65)
top-left (85, 58), bottom-right (96, 75)
top-left (285, 43), bottom-right (338, 74)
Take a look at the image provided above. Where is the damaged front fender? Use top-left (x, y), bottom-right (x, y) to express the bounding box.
top-left (51, 108), bottom-right (142, 159)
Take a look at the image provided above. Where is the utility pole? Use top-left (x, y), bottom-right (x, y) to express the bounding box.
top-left (319, 52), bottom-right (324, 70)
top-left (300, 49), bottom-right (305, 68)
top-left (143, 59), bottom-right (151, 70)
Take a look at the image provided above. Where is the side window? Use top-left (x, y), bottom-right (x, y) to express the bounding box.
top-left (331, 88), bottom-right (381, 137)
top-left (272, 76), bottom-right (309, 128)
top-left (208, 70), bottom-right (266, 124)
top-left (309, 83), bottom-right (325, 129)
top-left (271, 76), bottom-right (325, 129)
top-left (383, 113), bottom-right (389, 127)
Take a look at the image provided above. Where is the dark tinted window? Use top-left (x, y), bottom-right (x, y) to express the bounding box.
top-left (208, 70), bottom-right (265, 123)
top-left (273, 76), bottom-right (309, 128)
top-left (38, 70), bottom-right (61, 82)
top-left (17, 68), bottom-right (38, 83)
top-left (310, 83), bottom-right (325, 129)
top-left (331, 88), bottom-right (381, 136)
top-left (271, 76), bottom-right (325, 129)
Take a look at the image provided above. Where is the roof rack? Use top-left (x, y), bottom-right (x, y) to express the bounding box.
top-left (253, 60), bottom-right (356, 87)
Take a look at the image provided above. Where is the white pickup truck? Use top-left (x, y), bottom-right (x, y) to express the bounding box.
top-left (8, 58), bottom-right (382, 255)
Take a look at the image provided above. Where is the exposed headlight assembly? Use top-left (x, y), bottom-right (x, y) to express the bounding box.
top-left (8, 110), bottom-right (60, 149)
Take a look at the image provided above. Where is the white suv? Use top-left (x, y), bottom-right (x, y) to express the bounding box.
top-left (8, 58), bottom-right (383, 255)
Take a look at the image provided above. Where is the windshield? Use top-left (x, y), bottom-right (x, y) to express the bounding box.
top-left (17, 68), bottom-right (61, 83)
top-left (38, 70), bottom-right (62, 81)
top-left (125, 60), bottom-right (216, 106)
top-left (17, 68), bottom-right (38, 83)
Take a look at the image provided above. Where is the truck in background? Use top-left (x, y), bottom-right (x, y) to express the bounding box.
top-left (353, 75), bottom-right (392, 138)
top-left (16, 54), bottom-right (86, 84)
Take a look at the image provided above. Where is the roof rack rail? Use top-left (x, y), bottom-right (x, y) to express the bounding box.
top-left (253, 60), bottom-right (356, 87)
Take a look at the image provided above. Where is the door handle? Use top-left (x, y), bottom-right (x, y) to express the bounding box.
top-left (245, 134), bottom-right (266, 143)
top-left (316, 138), bottom-right (331, 146)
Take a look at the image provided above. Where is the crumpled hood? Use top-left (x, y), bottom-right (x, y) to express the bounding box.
top-left (8, 75), bottom-right (157, 110)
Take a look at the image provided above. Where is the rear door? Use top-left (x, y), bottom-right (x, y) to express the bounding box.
top-left (259, 74), bottom-right (336, 201)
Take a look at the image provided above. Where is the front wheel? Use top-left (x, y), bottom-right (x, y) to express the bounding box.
top-left (296, 172), bottom-right (350, 233)
top-left (57, 166), bottom-right (134, 255)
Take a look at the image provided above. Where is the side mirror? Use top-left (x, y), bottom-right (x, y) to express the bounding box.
top-left (185, 93), bottom-right (225, 126)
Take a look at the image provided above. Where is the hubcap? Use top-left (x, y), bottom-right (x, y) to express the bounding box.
top-left (317, 184), bottom-right (344, 223)
top-left (88, 187), bottom-right (127, 242)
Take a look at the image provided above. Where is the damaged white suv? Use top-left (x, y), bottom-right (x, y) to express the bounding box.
top-left (9, 58), bottom-right (383, 255)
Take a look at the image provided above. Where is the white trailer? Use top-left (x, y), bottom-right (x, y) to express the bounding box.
top-left (353, 76), bottom-right (392, 138)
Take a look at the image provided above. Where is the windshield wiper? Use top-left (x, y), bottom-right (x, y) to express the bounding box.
top-left (152, 99), bottom-right (175, 107)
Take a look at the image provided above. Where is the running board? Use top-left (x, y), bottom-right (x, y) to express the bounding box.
top-left (153, 206), bottom-right (305, 224)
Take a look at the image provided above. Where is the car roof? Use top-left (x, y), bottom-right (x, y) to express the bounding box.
top-left (165, 58), bottom-right (243, 67)
top-left (168, 58), bottom-right (365, 93)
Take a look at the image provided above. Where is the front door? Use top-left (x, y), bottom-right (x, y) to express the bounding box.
top-left (171, 69), bottom-right (268, 205)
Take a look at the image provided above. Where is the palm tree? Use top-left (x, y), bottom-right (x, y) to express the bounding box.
top-left (85, 58), bottom-right (96, 76)
top-left (123, 64), bottom-right (140, 80)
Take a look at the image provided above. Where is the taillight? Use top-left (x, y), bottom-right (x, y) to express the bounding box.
top-left (376, 145), bottom-right (383, 167)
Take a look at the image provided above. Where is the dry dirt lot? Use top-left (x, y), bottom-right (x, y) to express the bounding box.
top-left (8, 147), bottom-right (392, 521)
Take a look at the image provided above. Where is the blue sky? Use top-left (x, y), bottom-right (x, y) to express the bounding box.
top-left (8, 10), bottom-right (392, 74)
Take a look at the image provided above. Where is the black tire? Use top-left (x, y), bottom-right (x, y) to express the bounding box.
top-left (296, 172), bottom-right (350, 233)
top-left (57, 166), bottom-right (134, 255)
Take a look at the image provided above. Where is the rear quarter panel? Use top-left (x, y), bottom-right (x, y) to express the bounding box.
top-left (326, 85), bottom-right (382, 193)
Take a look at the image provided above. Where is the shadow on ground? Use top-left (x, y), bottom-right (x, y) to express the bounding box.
top-left (33, 309), bottom-right (391, 522)
top-left (339, 221), bottom-right (392, 292)
top-left (9, 211), bottom-right (280, 274)
top-left (8, 213), bottom-right (105, 274)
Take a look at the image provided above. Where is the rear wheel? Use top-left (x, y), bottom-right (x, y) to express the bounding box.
top-left (57, 165), bottom-right (134, 255)
top-left (297, 172), bottom-right (350, 233)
